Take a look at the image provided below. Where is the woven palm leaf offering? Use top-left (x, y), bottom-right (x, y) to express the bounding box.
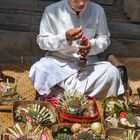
top-left (57, 90), bottom-right (88, 115)
top-left (51, 122), bottom-right (105, 140)
top-left (0, 78), bottom-right (22, 106)
top-left (127, 94), bottom-right (140, 114)
top-left (103, 96), bottom-right (140, 129)
top-left (4, 122), bottom-right (53, 140)
top-left (13, 101), bottom-right (57, 126)
top-left (56, 90), bottom-right (100, 123)
top-left (127, 94), bottom-right (140, 107)
top-left (0, 79), bottom-right (16, 97)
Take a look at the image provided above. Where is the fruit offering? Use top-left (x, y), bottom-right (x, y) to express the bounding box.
top-left (52, 122), bottom-right (103, 140)
top-left (84, 99), bottom-right (96, 117)
top-left (71, 122), bottom-right (103, 139)
top-left (52, 125), bottom-right (73, 140)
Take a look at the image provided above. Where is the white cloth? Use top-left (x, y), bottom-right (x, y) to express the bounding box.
top-left (59, 62), bottom-right (124, 99)
top-left (37, 0), bottom-right (111, 60)
top-left (29, 0), bottom-right (124, 98)
top-left (29, 57), bottom-right (80, 95)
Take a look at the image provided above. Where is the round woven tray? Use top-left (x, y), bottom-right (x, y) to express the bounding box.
top-left (0, 112), bottom-right (13, 135)
top-left (59, 97), bottom-right (101, 123)
top-left (0, 63), bottom-right (36, 132)
top-left (0, 63), bottom-right (36, 101)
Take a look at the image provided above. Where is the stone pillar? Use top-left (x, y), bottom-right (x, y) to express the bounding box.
top-left (124, 0), bottom-right (128, 14)
top-left (130, 0), bottom-right (140, 22)
top-left (124, 0), bottom-right (140, 22)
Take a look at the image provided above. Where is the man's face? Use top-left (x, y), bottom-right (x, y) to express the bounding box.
top-left (69, 0), bottom-right (89, 12)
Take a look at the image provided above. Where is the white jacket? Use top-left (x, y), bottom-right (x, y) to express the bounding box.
top-left (37, 0), bottom-right (110, 64)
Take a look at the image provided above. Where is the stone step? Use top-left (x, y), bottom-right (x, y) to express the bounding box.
top-left (0, 0), bottom-right (126, 23)
top-left (104, 6), bottom-right (128, 21)
top-left (109, 39), bottom-right (140, 57)
top-left (93, 0), bottom-right (114, 5)
top-left (0, 5), bottom-right (127, 20)
top-left (108, 21), bottom-right (140, 40)
top-left (0, 30), bottom-right (37, 56)
top-left (0, 11), bottom-right (139, 40)
top-left (0, 11), bottom-right (41, 32)
top-left (0, 4), bottom-right (127, 20)
top-left (0, 0), bottom-right (129, 33)
top-left (0, 30), bottom-right (139, 63)
top-left (0, 0), bottom-right (114, 13)
top-left (0, 29), bottom-right (44, 62)
top-left (0, 0), bottom-right (52, 13)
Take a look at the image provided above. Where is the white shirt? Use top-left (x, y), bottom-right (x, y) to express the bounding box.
top-left (37, 0), bottom-right (111, 65)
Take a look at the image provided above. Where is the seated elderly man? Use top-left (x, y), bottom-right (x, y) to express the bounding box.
top-left (29, 0), bottom-right (124, 99)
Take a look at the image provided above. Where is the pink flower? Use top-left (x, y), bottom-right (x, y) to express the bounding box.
top-left (0, 86), bottom-right (7, 92)
top-left (81, 127), bottom-right (88, 132)
top-left (80, 36), bottom-right (88, 46)
top-left (0, 86), bottom-right (4, 90)
top-left (81, 36), bottom-right (88, 42)
top-left (41, 134), bottom-right (46, 140)
top-left (26, 116), bottom-right (32, 122)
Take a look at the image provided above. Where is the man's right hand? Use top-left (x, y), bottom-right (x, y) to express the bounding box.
top-left (65, 26), bottom-right (83, 41)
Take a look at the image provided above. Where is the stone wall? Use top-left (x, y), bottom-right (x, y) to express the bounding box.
top-left (124, 0), bottom-right (140, 22)
top-left (0, 0), bottom-right (140, 63)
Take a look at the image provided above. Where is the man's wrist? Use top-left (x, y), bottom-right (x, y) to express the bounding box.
top-left (66, 35), bottom-right (72, 46)
top-left (67, 40), bottom-right (72, 46)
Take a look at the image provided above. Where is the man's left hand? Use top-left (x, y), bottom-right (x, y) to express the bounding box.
top-left (78, 41), bottom-right (91, 58)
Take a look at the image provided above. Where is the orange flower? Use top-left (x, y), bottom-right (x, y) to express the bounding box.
top-left (21, 110), bottom-right (27, 117)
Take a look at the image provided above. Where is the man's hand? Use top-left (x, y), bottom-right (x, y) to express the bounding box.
top-left (65, 26), bottom-right (83, 41)
top-left (78, 41), bottom-right (91, 58)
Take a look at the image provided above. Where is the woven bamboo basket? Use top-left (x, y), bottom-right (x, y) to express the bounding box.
top-left (59, 97), bottom-right (101, 123)
top-left (13, 100), bottom-right (58, 127)
top-left (106, 128), bottom-right (140, 140)
top-left (51, 123), bottom-right (105, 140)
top-left (0, 63), bottom-right (36, 132)
top-left (3, 123), bottom-right (53, 140)
top-left (106, 128), bottom-right (127, 140)
top-left (0, 63), bottom-right (36, 101)
top-left (0, 112), bottom-right (13, 135)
